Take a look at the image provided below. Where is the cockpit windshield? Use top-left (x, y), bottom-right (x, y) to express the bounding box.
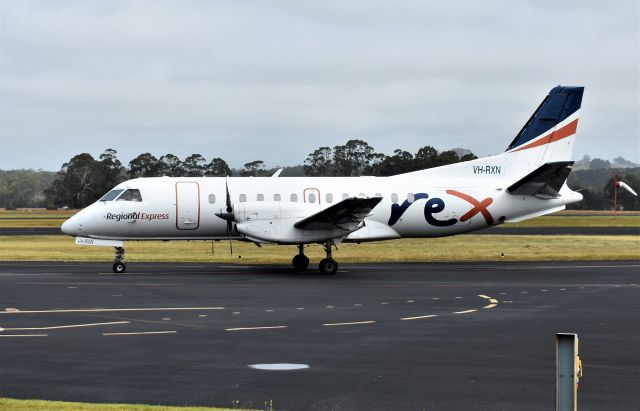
top-left (99, 189), bottom-right (124, 202)
top-left (117, 189), bottom-right (143, 202)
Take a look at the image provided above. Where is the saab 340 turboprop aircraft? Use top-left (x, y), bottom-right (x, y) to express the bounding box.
top-left (62, 86), bottom-right (584, 274)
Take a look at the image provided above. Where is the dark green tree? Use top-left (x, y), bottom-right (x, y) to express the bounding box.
top-left (241, 160), bottom-right (267, 177)
top-left (436, 150), bottom-right (460, 166)
top-left (414, 145), bottom-right (439, 169)
top-left (304, 147), bottom-right (333, 176)
top-left (128, 153), bottom-right (160, 178)
top-left (158, 154), bottom-right (184, 176)
top-left (373, 149), bottom-right (416, 176)
top-left (46, 153), bottom-right (106, 208)
top-left (183, 154), bottom-right (207, 177)
top-left (99, 148), bottom-right (125, 189)
top-left (205, 158), bottom-right (231, 176)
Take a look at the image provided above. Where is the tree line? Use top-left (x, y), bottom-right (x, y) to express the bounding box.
top-left (0, 140), bottom-right (638, 210)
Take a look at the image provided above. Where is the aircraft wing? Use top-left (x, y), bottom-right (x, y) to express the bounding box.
top-left (294, 197), bottom-right (383, 231)
top-left (507, 161), bottom-right (574, 198)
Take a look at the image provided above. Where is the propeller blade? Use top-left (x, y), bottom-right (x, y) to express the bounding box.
top-left (225, 177), bottom-right (232, 213)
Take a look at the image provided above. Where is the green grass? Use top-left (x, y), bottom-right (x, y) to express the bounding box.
top-left (0, 398), bottom-right (255, 411)
top-left (1, 234), bottom-right (638, 263)
top-left (501, 215), bottom-right (640, 228)
top-left (1, 209), bottom-right (639, 228)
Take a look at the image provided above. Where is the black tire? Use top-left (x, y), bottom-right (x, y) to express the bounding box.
top-left (113, 262), bottom-right (126, 273)
top-left (292, 254), bottom-right (309, 271)
top-left (319, 258), bottom-right (338, 275)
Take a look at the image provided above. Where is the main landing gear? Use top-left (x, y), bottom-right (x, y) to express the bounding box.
top-left (292, 244), bottom-right (310, 271)
top-left (319, 240), bottom-right (338, 275)
top-left (291, 241), bottom-right (338, 275)
top-left (113, 246), bottom-right (126, 273)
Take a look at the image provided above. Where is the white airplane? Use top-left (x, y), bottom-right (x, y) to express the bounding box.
top-left (62, 86), bottom-right (584, 274)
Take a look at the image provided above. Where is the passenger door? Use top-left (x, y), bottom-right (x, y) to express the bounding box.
top-left (176, 182), bottom-right (200, 230)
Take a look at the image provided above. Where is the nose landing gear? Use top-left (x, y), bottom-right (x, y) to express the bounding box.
top-left (113, 246), bottom-right (126, 273)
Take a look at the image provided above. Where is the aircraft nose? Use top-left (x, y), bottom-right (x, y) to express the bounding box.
top-left (61, 214), bottom-right (82, 236)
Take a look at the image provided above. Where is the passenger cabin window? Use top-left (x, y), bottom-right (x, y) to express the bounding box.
top-left (407, 193), bottom-right (415, 203)
top-left (100, 189), bottom-right (124, 202)
top-left (257, 194), bottom-right (264, 201)
top-left (375, 193), bottom-right (382, 198)
top-left (342, 193), bottom-right (349, 200)
top-left (274, 194), bottom-right (281, 201)
top-left (391, 193), bottom-right (399, 203)
top-left (117, 189), bottom-right (142, 202)
top-left (308, 193), bottom-right (316, 203)
top-left (358, 193), bottom-right (365, 198)
top-left (208, 194), bottom-right (216, 204)
top-left (290, 193), bottom-right (298, 202)
top-left (239, 194), bottom-right (247, 202)
top-left (326, 193), bottom-right (333, 203)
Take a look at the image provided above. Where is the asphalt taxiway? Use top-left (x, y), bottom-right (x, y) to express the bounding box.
top-left (0, 261), bottom-right (638, 410)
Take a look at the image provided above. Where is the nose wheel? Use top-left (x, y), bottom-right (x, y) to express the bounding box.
top-left (112, 246), bottom-right (126, 273)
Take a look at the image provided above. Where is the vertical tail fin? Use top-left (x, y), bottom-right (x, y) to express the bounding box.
top-left (506, 86), bottom-right (584, 166)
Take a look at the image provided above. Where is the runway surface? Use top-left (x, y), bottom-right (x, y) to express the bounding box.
top-left (0, 261), bottom-right (638, 410)
top-left (2, 226), bottom-right (639, 236)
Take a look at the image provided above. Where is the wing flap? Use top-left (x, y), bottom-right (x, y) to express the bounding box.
top-left (294, 197), bottom-right (383, 230)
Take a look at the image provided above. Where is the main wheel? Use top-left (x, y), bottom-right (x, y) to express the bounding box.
top-left (319, 258), bottom-right (338, 275)
top-left (113, 262), bottom-right (126, 273)
top-left (292, 254), bottom-right (309, 271)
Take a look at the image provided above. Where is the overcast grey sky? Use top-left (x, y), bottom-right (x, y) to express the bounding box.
top-left (1, 0), bottom-right (638, 171)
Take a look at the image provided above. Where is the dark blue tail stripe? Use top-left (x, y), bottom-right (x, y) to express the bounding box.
top-left (507, 86), bottom-right (584, 151)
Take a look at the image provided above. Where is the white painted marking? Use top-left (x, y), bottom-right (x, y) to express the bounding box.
top-left (455, 296), bottom-right (463, 299)
top-left (265, 309), bottom-right (274, 312)
top-left (560, 288), bottom-right (567, 291)
top-left (454, 309), bottom-right (477, 314)
top-left (353, 304), bottom-right (362, 307)
top-left (1, 321), bottom-right (129, 331)
top-left (112, 294), bottom-right (123, 297)
top-left (380, 302), bottom-right (388, 305)
top-left (483, 304), bottom-right (497, 309)
top-left (489, 299), bottom-right (499, 304)
top-left (0, 334), bottom-right (48, 337)
top-left (198, 314), bottom-right (207, 318)
top-left (540, 289), bottom-right (548, 292)
top-left (103, 331), bottom-right (177, 336)
top-left (232, 312), bottom-right (241, 315)
top-left (432, 297), bottom-right (440, 300)
top-left (68, 286), bottom-right (77, 289)
top-left (406, 300), bottom-right (414, 303)
top-left (323, 321), bottom-right (376, 327)
top-left (0, 307), bottom-right (224, 315)
top-left (502, 300), bottom-right (513, 303)
top-left (326, 305), bottom-right (334, 309)
top-left (521, 291), bottom-right (528, 294)
top-left (296, 307), bottom-right (305, 310)
top-left (162, 318), bottom-right (171, 321)
top-left (400, 315), bottom-right (437, 321)
top-left (499, 292), bottom-right (507, 295)
top-left (226, 326), bottom-right (287, 331)
top-left (477, 294), bottom-right (491, 299)
top-left (249, 363), bottom-right (310, 371)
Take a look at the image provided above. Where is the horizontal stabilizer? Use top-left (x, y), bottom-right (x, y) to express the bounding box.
top-left (294, 197), bottom-right (382, 230)
top-left (507, 161), bottom-right (574, 198)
